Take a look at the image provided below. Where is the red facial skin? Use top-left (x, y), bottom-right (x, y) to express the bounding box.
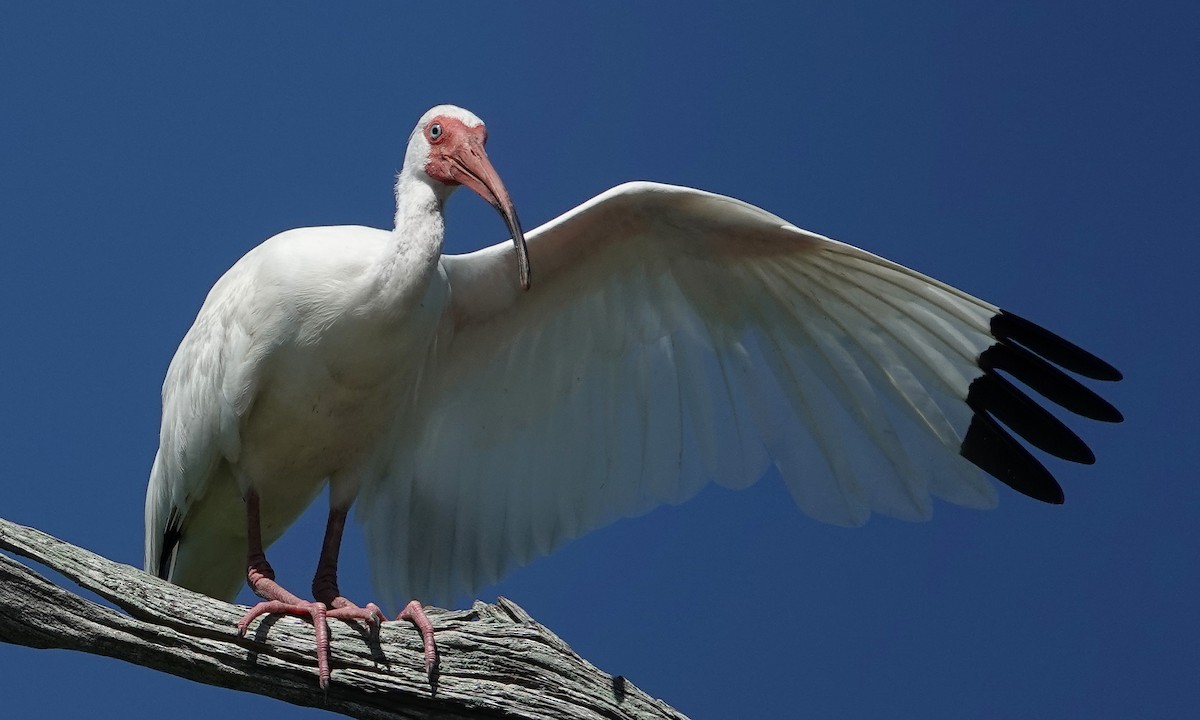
top-left (423, 116), bottom-right (487, 186)
top-left (423, 115), bottom-right (531, 290)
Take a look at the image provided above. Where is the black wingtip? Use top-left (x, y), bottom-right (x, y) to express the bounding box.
top-left (992, 310), bottom-right (1123, 382)
top-left (960, 413), bottom-right (1065, 504)
top-left (979, 343), bottom-right (1123, 423)
top-left (966, 371), bottom-right (1096, 464)
top-left (962, 308), bottom-right (1124, 504)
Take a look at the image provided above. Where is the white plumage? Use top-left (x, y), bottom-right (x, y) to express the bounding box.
top-left (144, 106), bottom-right (1120, 677)
top-left (144, 222), bottom-right (450, 599)
top-left (360, 181), bottom-right (1119, 606)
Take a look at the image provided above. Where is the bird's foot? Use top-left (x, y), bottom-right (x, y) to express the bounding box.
top-left (326, 596), bottom-right (386, 629)
top-left (237, 595), bottom-right (338, 689)
top-left (238, 566), bottom-right (385, 689)
top-left (398, 599), bottom-right (439, 679)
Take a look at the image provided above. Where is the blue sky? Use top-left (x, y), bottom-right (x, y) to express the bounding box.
top-left (1, 2), bottom-right (1195, 718)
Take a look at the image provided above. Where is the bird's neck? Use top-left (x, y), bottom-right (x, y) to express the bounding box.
top-left (368, 172), bottom-right (448, 314)
top-left (393, 170), bottom-right (449, 262)
top-left (395, 167), bottom-right (450, 229)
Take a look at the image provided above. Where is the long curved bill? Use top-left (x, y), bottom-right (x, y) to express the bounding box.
top-left (449, 139), bottom-right (531, 291)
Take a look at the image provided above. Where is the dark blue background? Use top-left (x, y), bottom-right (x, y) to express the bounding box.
top-left (1, 3), bottom-right (1194, 718)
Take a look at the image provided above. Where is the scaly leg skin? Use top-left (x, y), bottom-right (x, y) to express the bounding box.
top-left (237, 560), bottom-right (338, 688)
top-left (311, 507), bottom-right (385, 630)
top-left (399, 599), bottom-right (438, 679)
top-left (235, 494), bottom-right (383, 689)
top-left (315, 512), bottom-right (436, 681)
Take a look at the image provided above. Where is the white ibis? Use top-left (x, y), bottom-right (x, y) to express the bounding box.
top-left (144, 104), bottom-right (1122, 688)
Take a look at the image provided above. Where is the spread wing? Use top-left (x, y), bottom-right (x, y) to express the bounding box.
top-left (360, 181), bottom-right (1121, 607)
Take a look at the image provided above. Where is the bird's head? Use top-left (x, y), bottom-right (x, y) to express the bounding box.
top-left (407, 105), bottom-right (530, 290)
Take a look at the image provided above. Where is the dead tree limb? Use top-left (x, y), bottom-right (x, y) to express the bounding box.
top-left (0, 517), bottom-right (687, 720)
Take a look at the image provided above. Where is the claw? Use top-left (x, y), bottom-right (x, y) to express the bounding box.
top-left (327, 600), bottom-right (386, 632)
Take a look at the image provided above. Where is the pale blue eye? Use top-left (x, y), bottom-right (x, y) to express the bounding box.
top-left (429, 123), bottom-right (443, 140)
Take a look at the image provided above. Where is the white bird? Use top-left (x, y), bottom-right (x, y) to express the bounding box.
top-left (144, 104), bottom-right (1122, 688)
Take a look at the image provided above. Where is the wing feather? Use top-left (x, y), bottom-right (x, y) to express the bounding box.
top-left (359, 182), bottom-right (1120, 607)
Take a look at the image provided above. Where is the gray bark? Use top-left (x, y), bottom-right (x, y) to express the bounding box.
top-left (0, 517), bottom-right (687, 720)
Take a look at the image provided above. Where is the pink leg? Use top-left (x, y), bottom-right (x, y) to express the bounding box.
top-left (235, 493), bottom-right (381, 689)
top-left (399, 599), bottom-right (438, 676)
top-left (315, 507), bottom-right (436, 679)
top-left (235, 492), bottom-right (435, 687)
top-left (312, 507), bottom-right (385, 628)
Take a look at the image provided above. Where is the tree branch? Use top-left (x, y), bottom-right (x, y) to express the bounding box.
top-left (0, 517), bottom-right (687, 720)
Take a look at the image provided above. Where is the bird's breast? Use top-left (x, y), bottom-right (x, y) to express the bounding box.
top-left (235, 276), bottom-right (449, 519)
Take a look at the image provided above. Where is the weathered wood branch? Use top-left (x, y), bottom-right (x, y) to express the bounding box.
top-left (0, 517), bottom-right (687, 719)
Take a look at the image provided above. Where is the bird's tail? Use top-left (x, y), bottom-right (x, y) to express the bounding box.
top-left (143, 450), bottom-right (177, 578)
top-left (143, 451), bottom-right (245, 602)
